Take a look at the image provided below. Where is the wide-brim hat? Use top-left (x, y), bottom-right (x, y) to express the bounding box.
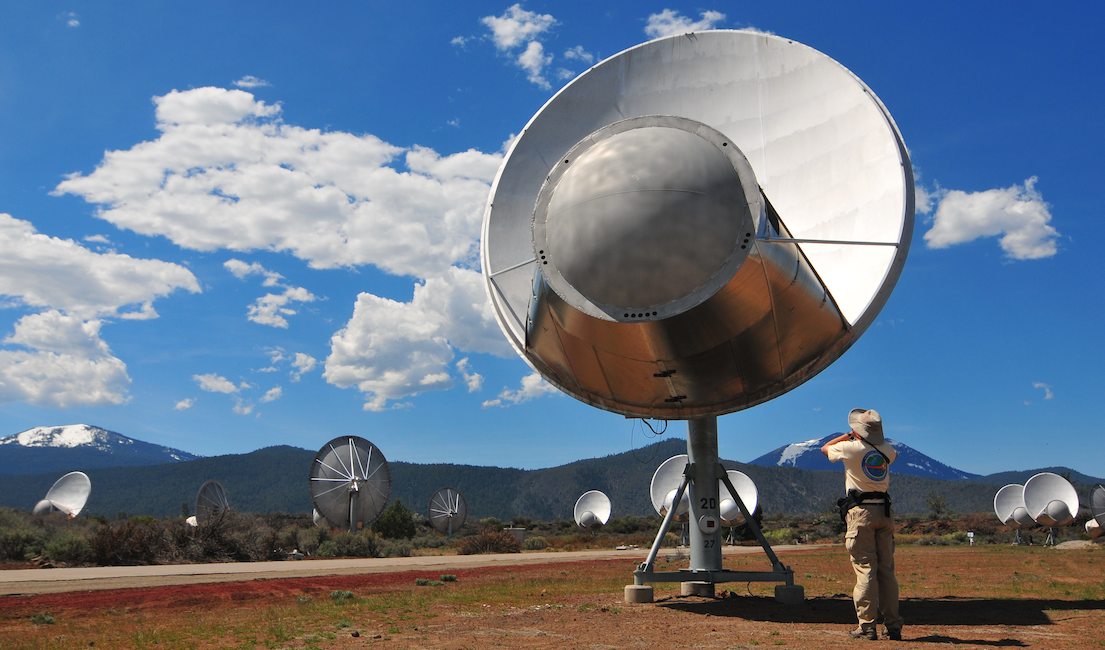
top-left (848, 408), bottom-right (884, 445)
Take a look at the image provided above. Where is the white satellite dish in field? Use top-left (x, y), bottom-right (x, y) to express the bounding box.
top-left (309, 436), bottom-right (391, 532)
top-left (994, 483), bottom-right (1032, 544)
top-left (574, 490), bottom-right (612, 530)
top-left (481, 30), bottom-right (912, 603)
top-left (1091, 484), bottom-right (1105, 528)
top-left (650, 455), bottom-right (690, 522)
top-left (428, 487), bottom-right (468, 536)
top-left (185, 515), bottom-right (198, 527)
top-left (195, 479), bottom-right (230, 524)
top-left (718, 470), bottom-right (758, 527)
top-left (1024, 472), bottom-right (1078, 527)
top-left (33, 471), bottom-right (91, 518)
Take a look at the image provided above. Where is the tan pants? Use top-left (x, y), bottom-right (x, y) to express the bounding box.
top-left (845, 504), bottom-right (903, 630)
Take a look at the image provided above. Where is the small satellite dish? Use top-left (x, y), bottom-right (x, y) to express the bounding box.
top-left (428, 487), bottom-right (468, 535)
top-left (718, 470), bottom-right (758, 527)
top-left (34, 471), bottom-right (91, 518)
top-left (185, 515), bottom-right (198, 527)
top-left (1091, 484), bottom-right (1105, 528)
top-left (574, 490), bottom-right (612, 530)
top-left (1023, 472), bottom-right (1078, 527)
top-left (650, 455), bottom-right (690, 521)
top-left (482, 30), bottom-right (913, 419)
top-left (194, 479), bottom-right (230, 524)
top-left (1087, 518), bottom-right (1103, 540)
top-left (309, 436), bottom-right (391, 532)
top-left (994, 484), bottom-right (1028, 526)
top-left (312, 508), bottom-right (324, 527)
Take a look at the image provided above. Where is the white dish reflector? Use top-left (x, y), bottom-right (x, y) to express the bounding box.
top-left (1092, 484), bottom-right (1105, 528)
top-left (718, 470), bottom-right (758, 526)
top-left (43, 471), bottom-right (91, 518)
top-left (1023, 472), bottom-right (1078, 527)
top-left (994, 484), bottom-right (1027, 526)
top-left (574, 490), bottom-right (612, 529)
top-left (482, 30), bottom-right (913, 419)
top-left (650, 455), bottom-right (690, 522)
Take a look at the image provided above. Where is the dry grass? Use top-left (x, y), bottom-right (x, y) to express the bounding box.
top-left (1, 544), bottom-right (1103, 649)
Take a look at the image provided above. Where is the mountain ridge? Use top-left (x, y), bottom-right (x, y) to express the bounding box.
top-left (749, 433), bottom-right (980, 481)
top-left (0, 424), bottom-right (199, 476)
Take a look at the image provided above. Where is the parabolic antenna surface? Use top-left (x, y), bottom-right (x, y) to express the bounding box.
top-left (185, 515), bottom-right (198, 527)
top-left (309, 436), bottom-right (391, 531)
top-left (718, 470), bottom-right (758, 526)
top-left (1092, 485), bottom-right (1105, 528)
top-left (994, 484), bottom-right (1029, 526)
top-left (481, 30), bottom-right (914, 419)
top-left (574, 490), bottom-right (612, 529)
top-left (42, 471), bottom-right (91, 517)
top-left (32, 499), bottom-right (54, 516)
top-left (1023, 472), bottom-right (1078, 527)
top-left (650, 455), bottom-right (690, 521)
top-left (195, 479), bottom-right (230, 524)
top-left (428, 487), bottom-right (468, 535)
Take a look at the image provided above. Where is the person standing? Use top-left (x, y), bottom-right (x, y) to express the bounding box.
top-left (821, 408), bottom-right (903, 641)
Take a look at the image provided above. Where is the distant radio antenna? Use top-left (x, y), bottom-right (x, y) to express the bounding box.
top-left (32, 471), bottom-right (91, 519)
top-left (719, 470), bottom-right (758, 545)
top-left (994, 483), bottom-right (1033, 545)
top-left (309, 436), bottom-right (391, 532)
top-left (574, 490), bottom-right (612, 531)
top-left (428, 487), bottom-right (467, 536)
top-left (195, 479), bottom-right (230, 524)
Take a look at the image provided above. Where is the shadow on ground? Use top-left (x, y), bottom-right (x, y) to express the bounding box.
top-left (658, 594), bottom-right (1105, 627)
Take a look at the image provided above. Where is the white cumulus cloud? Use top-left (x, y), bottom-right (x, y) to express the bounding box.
top-left (324, 267), bottom-right (508, 411)
top-left (291, 352), bottom-right (317, 381)
top-left (174, 398), bottom-right (195, 411)
top-left (0, 311), bottom-right (130, 407)
top-left (482, 372), bottom-right (559, 408)
top-left (193, 373), bottom-right (240, 394)
top-left (0, 213), bottom-right (200, 319)
top-left (456, 357), bottom-right (483, 393)
top-left (54, 87), bottom-right (500, 278)
top-left (481, 5), bottom-right (558, 89)
top-left (644, 9), bottom-right (726, 38)
top-left (1032, 381), bottom-right (1054, 400)
top-left (923, 177), bottom-right (1059, 260)
top-left (260, 386), bottom-right (282, 403)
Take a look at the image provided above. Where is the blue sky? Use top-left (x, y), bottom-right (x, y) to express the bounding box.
top-left (0, 3), bottom-right (1101, 477)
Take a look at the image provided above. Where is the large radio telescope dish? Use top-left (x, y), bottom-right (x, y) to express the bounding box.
top-left (482, 30), bottom-right (914, 419)
top-left (195, 480), bottom-right (230, 524)
top-left (650, 455), bottom-right (690, 521)
top-left (309, 436), bottom-right (391, 532)
top-left (428, 487), bottom-right (468, 535)
top-left (718, 470), bottom-right (758, 527)
top-left (1023, 472), bottom-right (1078, 527)
top-left (574, 490), bottom-right (612, 530)
top-left (34, 471), bottom-right (91, 518)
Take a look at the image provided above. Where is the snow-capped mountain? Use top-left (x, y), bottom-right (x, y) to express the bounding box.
top-left (749, 433), bottom-right (979, 481)
top-left (0, 424), bottom-right (199, 476)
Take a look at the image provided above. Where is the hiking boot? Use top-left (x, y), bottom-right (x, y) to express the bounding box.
top-left (849, 626), bottom-right (877, 640)
top-left (886, 628), bottom-right (902, 641)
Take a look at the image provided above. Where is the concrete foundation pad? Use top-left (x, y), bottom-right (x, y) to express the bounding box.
top-left (625, 584), bottom-right (654, 603)
top-left (680, 581), bottom-right (716, 598)
top-left (774, 584), bottom-right (805, 605)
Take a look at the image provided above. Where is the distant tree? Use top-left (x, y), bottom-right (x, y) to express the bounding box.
top-left (372, 501), bottom-right (417, 539)
top-left (925, 492), bottom-right (949, 520)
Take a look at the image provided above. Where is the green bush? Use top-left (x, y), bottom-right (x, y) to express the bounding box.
top-left (522, 536), bottom-right (548, 550)
top-left (91, 518), bottom-right (170, 565)
top-left (372, 501), bottom-right (418, 539)
top-left (43, 533), bottom-right (93, 565)
top-left (0, 528), bottom-right (45, 561)
top-left (317, 531), bottom-right (380, 558)
top-left (763, 528), bottom-right (797, 544)
top-left (456, 528), bottom-right (521, 555)
top-left (440, 574), bottom-right (457, 582)
top-left (378, 538), bottom-right (412, 558)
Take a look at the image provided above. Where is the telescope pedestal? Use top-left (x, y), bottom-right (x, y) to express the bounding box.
top-left (626, 416), bottom-right (803, 605)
